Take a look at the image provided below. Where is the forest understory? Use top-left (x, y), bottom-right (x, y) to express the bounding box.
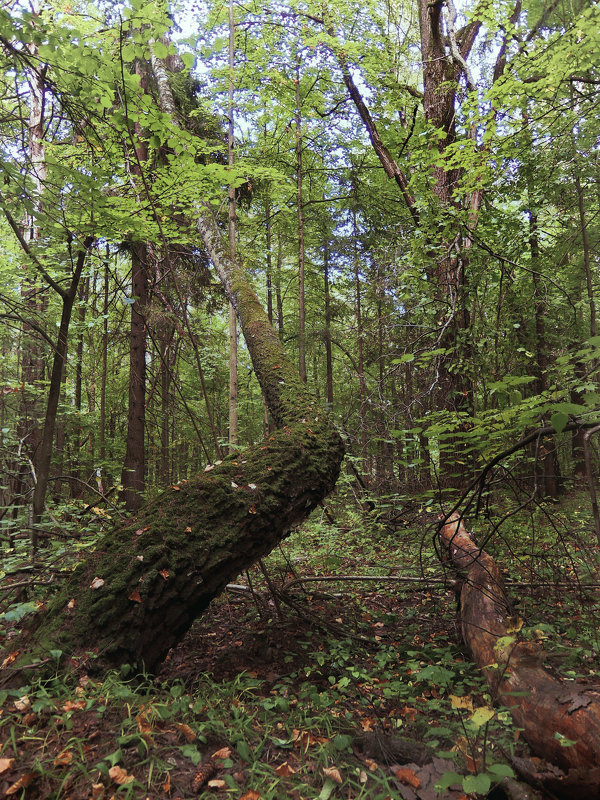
top-left (1, 488), bottom-right (599, 800)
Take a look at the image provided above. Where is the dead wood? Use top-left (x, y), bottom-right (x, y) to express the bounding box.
top-left (440, 513), bottom-right (600, 799)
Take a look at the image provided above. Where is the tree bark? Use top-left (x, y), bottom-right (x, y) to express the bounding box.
top-left (440, 514), bottom-right (600, 798)
top-left (295, 63), bottom-right (307, 383)
top-left (4, 208), bottom-right (344, 680)
top-left (120, 242), bottom-right (149, 512)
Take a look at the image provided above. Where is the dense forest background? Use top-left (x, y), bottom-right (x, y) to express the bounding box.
top-left (1, 0), bottom-right (600, 797)
top-left (1, 0), bottom-right (599, 519)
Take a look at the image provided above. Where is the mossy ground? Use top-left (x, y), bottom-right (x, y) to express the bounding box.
top-left (1, 490), bottom-right (599, 799)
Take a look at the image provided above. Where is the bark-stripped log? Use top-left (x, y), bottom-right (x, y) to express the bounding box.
top-left (440, 513), bottom-right (600, 798)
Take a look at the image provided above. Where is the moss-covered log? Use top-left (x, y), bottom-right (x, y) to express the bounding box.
top-left (3, 211), bottom-right (344, 680)
top-left (440, 513), bottom-right (600, 799)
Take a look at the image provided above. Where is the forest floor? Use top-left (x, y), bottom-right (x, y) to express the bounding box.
top-left (1, 492), bottom-right (599, 799)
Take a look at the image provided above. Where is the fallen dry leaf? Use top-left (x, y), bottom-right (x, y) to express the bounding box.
top-left (364, 758), bottom-right (378, 771)
top-left (323, 766), bottom-right (342, 784)
top-left (6, 773), bottom-right (36, 795)
top-left (108, 765), bottom-right (135, 785)
top-left (292, 729), bottom-right (329, 749)
top-left (128, 590), bottom-right (142, 603)
top-left (90, 577), bottom-right (105, 590)
top-left (207, 779), bottom-right (227, 789)
top-left (161, 772), bottom-right (171, 793)
top-left (391, 766), bottom-right (420, 788)
top-left (1, 651), bottom-right (19, 668)
top-left (238, 792), bottom-right (261, 800)
top-left (91, 782), bottom-right (105, 800)
top-left (53, 751), bottom-right (73, 766)
top-left (62, 699), bottom-right (85, 712)
top-left (159, 569), bottom-right (170, 579)
top-left (175, 722), bottom-right (197, 742)
top-left (184, 526), bottom-right (192, 533)
top-left (13, 696), bottom-right (30, 712)
top-left (274, 762), bottom-right (297, 777)
top-left (211, 746), bottom-right (232, 759)
top-left (0, 757), bottom-right (14, 774)
top-left (136, 711), bottom-right (154, 743)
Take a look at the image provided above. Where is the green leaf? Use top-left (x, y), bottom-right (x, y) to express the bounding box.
top-left (104, 748), bottom-right (122, 766)
top-left (554, 732), bottom-right (577, 747)
top-left (550, 411), bottom-right (569, 434)
top-left (470, 706), bottom-right (495, 727)
top-left (180, 744), bottom-right (202, 764)
top-left (3, 602), bottom-right (38, 622)
top-left (318, 778), bottom-right (336, 800)
top-left (463, 773), bottom-right (491, 793)
top-left (181, 52), bottom-right (195, 69)
top-left (434, 771), bottom-right (462, 791)
top-left (487, 763), bottom-right (515, 778)
top-left (236, 739), bottom-right (252, 761)
top-left (332, 734), bottom-right (353, 751)
top-left (152, 40), bottom-right (168, 59)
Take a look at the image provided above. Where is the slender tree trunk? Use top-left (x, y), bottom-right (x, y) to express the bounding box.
top-left (70, 276), bottom-right (89, 498)
top-left (571, 174), bottom-right (595, 476)
top-left (323, 237), bottom-right (334, 407)
top-left (99, 255), bottom-right (109, 466)
top-left (120, 242), bottom-right (148, 511)
top-left (352, 205), bottom-right (368, 479)
top-left (31, 244), bottom-right (92, 531)
top-left (295, 64), bottom-right (307, 383)
top-left (265, 191), bottom-right (274, 327)
top-left (228, 0), bottom-right (238, 452)
top-left (529, 209), bottom-right (561, 499)
top-left (276, 232), bottom-right (284, 339)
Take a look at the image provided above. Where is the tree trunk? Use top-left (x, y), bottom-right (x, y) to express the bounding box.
top-left (440, 514), bottom-right (600, 798)
top-left (5, 210), bottom-right (344, 680)
top-left (120, 242), bottom-right (149, 512)
top-left (295, 63), bottom-right (307, 383)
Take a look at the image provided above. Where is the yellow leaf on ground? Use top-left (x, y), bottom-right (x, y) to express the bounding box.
top-left (0, 757), bottom-right (14, 774)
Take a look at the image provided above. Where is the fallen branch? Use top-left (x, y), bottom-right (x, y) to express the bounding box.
top-left (439, 513), bottom-right (600, 798)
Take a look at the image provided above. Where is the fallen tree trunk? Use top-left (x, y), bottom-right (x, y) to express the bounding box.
top-left (440, 513), bottom-right (600, 799)
top-left (2, 213), bottom-right (344, 681)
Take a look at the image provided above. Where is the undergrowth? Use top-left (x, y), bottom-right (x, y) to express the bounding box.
top-left (0, 489), bottom-right (599, 798)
